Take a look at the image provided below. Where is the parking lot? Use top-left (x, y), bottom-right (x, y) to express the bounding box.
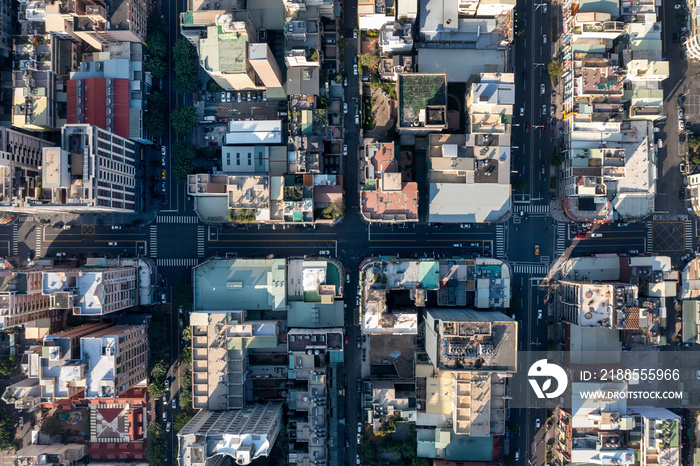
top-left (200, 91), bottom-right (281, 122)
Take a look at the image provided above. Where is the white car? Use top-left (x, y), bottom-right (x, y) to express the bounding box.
top-left (535, 418), bottom-right (541, 428)
top-left (540, 84), bottom-right (546, 95)
top-left (542, 105), bottom-right (547, 116)
top-left (542, 35), bottom-right (547, 44)
top-left (111, 225), bottom-right (121, 230)
top-left (172, 398), bottom-right (177, 409)
top-left (679, 107), bottom-right (684, 119)
top-left (550, 105), bottom-right (555, 117)
top-left (353, 64), bottom-right (358, 75)
top-left (226, 92), bottom-right (231, 102)
top-left (162, 412), bottom-right (167, 422)
top-left (161, 146), bottom-right (166, 156)
top-left (220, 91), bottom-right (226, 102)
top-left (519, 107), bottom-right (524, 117)
top-left (344, 77), bottom-right (348, 87)
top-left (679, 119), bottom-right (685, 132)
top-left (343, 103), bottom-right (348, 113)
top-left (542, 3), bottom-right (547, 13)
top-left (166, 422), bottom-right (171, 432)
top-left (356, 295), bottom-right (360, 306)
top-left (108, 242), bottom-right (117, 246)
top-left (355, 114), bottom-right (359, 125)
top-left (357, 422), bottom-right (362, 433)
top-left (165, 379), bottom-right (170, 390)
top-left (353, 29), bottom-right (358, 39)
top-left (675, 3), bottom-right (683, 9)
top-left (343, 144), bottom-right (348, 156)
top-left (538, 309), bottom-right (543, 319)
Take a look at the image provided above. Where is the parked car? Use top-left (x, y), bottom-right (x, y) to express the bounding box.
top-left (262, 91), bottom-right (267, 101)
top-left (550, 105), bottom-right (555, 117)
top-left (172, 398), bottom-right (177, 409)
top-left (247, 92), bottom-right (252, 101)
top-left (355, 114), bottom-right (359, 125)
top-left (161, 146), bottom-right (166, 156)
top-left (353, 29), bottom-right (358, 38)
top-left (535, 418), bottom-right (541, 428)
top-left (343, 103), bottom-right (348, 113)
top-left (161, 169), bottom-right (166, 180)
top-left (679, 107), bottom-right (684, 119)
top-left (237, 92), bottom-right (242, 103)
top-left (542, 105), bottom-right (547, 115)
top-left (220, 91), bottom-right (226, 102)
top-left (162, 412), bottom-right (167, 422)
top-left (165, 379), bottom-right (170, 390)
top-left (343, 144), bottom-right (348, 155)
top-left (357, 422), bottom-right (362, 433)
top-left (166, 422), bottom-right (171, 432)
top-left (679, 119), bottom-right (685, 132)
top-left (540, 84), bottom-right (545, 95)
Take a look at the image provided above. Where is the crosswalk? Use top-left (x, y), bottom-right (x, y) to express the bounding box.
top-left (513, 204), bottom-right (550, 214)
top-left (197, 226), bottom-right (205, 257)
top-left (646, 221), bottom-right (653, 252)
top-left (34, 226), bottom-right (43, 257)
top-left (495, 224), bottom-right (505, 258)
top-left (685, 220), bottom-right (693, 251)
top-left (149, 225), bottom-right (158, 257)
top-left (156, 258), bottom-right (200, 267)
top-left (157, 216), bottom-right (199, 224)
top-left (556, 223), bottom-right (567, 255)
top-left (513, 264), bottom-right (549, 275)
top-left (11, 223), bottom-right (18, 256)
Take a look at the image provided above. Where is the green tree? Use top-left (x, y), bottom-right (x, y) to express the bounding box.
top-left (148, 380), bottom-right (166, 399)
top-left (146, 32), bottom-right (167, 60)
top-left (172, 141), bottom-right (196, 183)
top-left (689, 134), bottom-right (700, 151)
top-left (146, 56), bottom-right (167, 79)
top-left (150, 359), bottom-right (168, 381)
top-left (0, 356), bottom-right (16, 376)
top-left (173, 38), bottom-right (199, 94)
top-left (206, 78), bottom-right (223, 92)
top-left (550, 151), bottom-right (562, 167)
top-left (171, 106), bottom-right (198, 135)
top-left (307, 48), bottom-right (319, 62)
top-left (511, 176), bottom-right (527, 192)
top-left (547, 59), bottom-right (563, 86)
top-left (0, 408), bottom-right (16, 451)
top-left (146, 422), bottom-right (167, 459)
top-left (145, 90), bottom-right (167, 137)
top-left (40, 416), bottom-right (62, 436)
top-left (173, 411), bottom-right (194, 431)
top-left (360, 53), bottom-right (380, 71)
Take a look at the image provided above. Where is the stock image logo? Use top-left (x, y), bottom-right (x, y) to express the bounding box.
top-left (528, 359), bottom-right (568, 399)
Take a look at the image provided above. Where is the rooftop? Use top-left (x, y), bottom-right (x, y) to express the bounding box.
top-left (397, 74), bottom-right (447, 128)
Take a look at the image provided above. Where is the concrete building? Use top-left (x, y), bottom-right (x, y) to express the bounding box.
top-left (25, 124), bottom-right (137, 213)
top-left (248, 43), bottom-right (283, 89)
top-left (427, 133), bottom-right (511, 223)
top-left (559, 281), bottom-right (639, 328)
top-left (379, 55), bottom-right (413, 81)
top-left (684, 0), bottom-right (700, 62)
top-left (0, 268), bottom-right (66, 331)
top-left (360, 142), bottom-right (418, 223)
top-left (223, 120), bottom-right (282, 146)
top-left (180, 10), bottom-right (260, 90)
top-left (190, 310), bottom-right (280, 410)
top-left (14, 443), bottom-right (87, 465)
top-left (41, 266), bottom-right (139, 316)
top-left (177, 403), bottom-right (283, 466)
top-left (358, 0), bottom-right (394, 30)
top-left (380, 22), bottom-right (414, 54)
top-left (633, 408), bottom-right (681, 466)
top-left (397, 73), bottom-right (447, 134)
top-left (67, 42), bottom-right (151, 143)
top-left (687, 171), bottom-right (700, 217)
top-left (0, 127), bottom-right (54, 208)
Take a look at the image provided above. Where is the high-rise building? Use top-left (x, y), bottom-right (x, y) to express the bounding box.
top-left (177, 403), bottom-right (283, 466)
top-left (0, 127), bottom-right (54, 208)
top-left (34, 124), bottom-right (137, 213)
top-left (67, 42), bottom-right (152, 143)
top-left (0, 268), bottom-right (67, 331)
top-left (248, 43), bottom-right (283, 89)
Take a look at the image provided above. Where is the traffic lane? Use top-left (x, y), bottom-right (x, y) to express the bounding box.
top-left (569, 236), bottom-right (646, 255)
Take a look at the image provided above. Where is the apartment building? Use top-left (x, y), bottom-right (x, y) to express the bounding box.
top-left (14, 443), bottom-right (87, 465)
top-left (0, 126), bottom-right (54, 211)
top-left (31, 124), bottom-right (137, 213)
top-left (177, 403), bottom-right (283, 466)
top-left (360, 142), bottom-right (418, 223)
top-left (180, 10), bottom-right (260, 90)
top-left (0, 268), bottom-right (66, 331)
top-left (248, 43), bottom-right (283, 89)
top-left (42, 266), bottom-right (139, 316)
top-left (380, 22), bottom-right (414, 54)
top-left (687, 0), bottom-right (700, 61)
top-left (67, 42), bottom-right (152, 143)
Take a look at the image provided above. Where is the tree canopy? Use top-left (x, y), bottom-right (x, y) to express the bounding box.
top-left (145, 90), bottom-right (167, 137)
top-left (171, 106), bottom-right (198, 135)
top-left (173, 38), bottom-right (199, 94)
top-left (172, 141), bottom-right (196, 184)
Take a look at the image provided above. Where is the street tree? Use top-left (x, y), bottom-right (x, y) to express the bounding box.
top-left (172, 141), bottom-right (196, 183)
top-left (171, 106), bottom-right (198, 135)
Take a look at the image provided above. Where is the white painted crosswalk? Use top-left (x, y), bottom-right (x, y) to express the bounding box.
top-left (513, 264), bottom-right (549, 275)
top-left (156, 259), bottom-right (200, 267)
top-left (11, 223), bottom-right (18, 255)
top-left (34, 226), bottom-right (43, 257)
top-left (646, 221), bottom-right (653, 252)
top-left (149, 225), bottom-right (158, 258)
top-left (157, 216), bottom-right (199, 224)
top-left (513, 204), bottom-right (550, 214)
top-left (556, 223), bottom-right (567, 256)
top-left (685, 220), bottom-right (693, 251)
top-left (197, 226), bottom-right (205, 257)
top-left (495, 224), bottom-right (505, 258)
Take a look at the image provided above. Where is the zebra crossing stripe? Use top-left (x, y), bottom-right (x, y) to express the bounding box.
top-left (513, 205), bottom-right (550, 214)
top-left (156, 216), bottom-right (199, 224)
top-left (149, 225), bottom-right (158, 258)
top-left (11, 224), bottom-right (18, 255)
top-left (646, 222), bottom-right (653, 253)
top-left (35, 226), bottom-right (42, 257)
top-left (685, 220), bottom-right (693, 251)
top-left (197, 226), bottom-right (205, 257)
top-left (513, 264), bottom-right (549, 275)
top-left (556, 223), bottom-right (566, 255)
top-left (495, 224), bottom-right (505, 258)
top-left (156, 259), bottom-right (199, 267)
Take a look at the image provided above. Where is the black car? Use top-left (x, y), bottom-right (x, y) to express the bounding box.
top-left (522, 71), bottom-right (528, 81)
top-left (673, 33), bottom-right (679, 43)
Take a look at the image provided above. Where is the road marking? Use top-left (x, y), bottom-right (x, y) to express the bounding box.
top-left (514, 204), bottom-right (550, 214)
top-left (496, 224), bottom-right (506, 258)
top-left (149, 225), bottom-right (158, 258)
top-left (556, 223), bottom-right (567, 255)
top-left (197, 226), bottom-right (205, 257)
top-left (81, 225), bottom-right (95, 235)
top-left (513, 264), bottom-right (549, 275)
top-left (685, 220), bottom-right (693, 251)
top-left (11, 223), bottom-right (18, 256)
top-left (157, 215), bottom-right (199, 224)
top-left (646, 221), bottom-right (653, 252)
top-left (156, 258), bottom-right (200, 267)
top-left (35, 226), bottom-right (42, 257)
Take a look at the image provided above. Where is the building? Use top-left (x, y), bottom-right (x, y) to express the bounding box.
top-left (427, 133), bottom-right (511, 223)
top-left (14, 443), bottom-right (87, 465)
top-left (223, 120), bottom-right (282, 146)
top-left (415, 308), bottom-right (516, 461)
top-left (688, 173), bottom-right (700, 217)
top-left (380, 22), bottom-right (414, 54)
top-left (0, 268), bottom-right (66, 331)
top-left (180, 10), bottom-right (260, 90)
top-left (67, 42), bottom-right (151, 143)
top-left (0, 127), bottom-right (54, 210)
top-left (687, 0), bottom-right (700, 61)
top-left (397, 73), bottom-right (447, 134)
top-left (248, 43), bottom-right (283, 89)
top-left (379, 55), bottom-right (413, 81)
top-left (360, 142), bottom-right (418, 223)
top-left (28, 124), bottom-right (137, 213)
top-left (358, 0), bottom-right (394, 30)
top-left (177, 403), bottom-right (283, 466)
top-left (41, 266), bottom-right (139, 316)
top-left (633, 408), bottom-right (681, 466)
top-left (559, 281), bottom-right (639, 328)
top-left (190, 310), bottom-right (280, 410)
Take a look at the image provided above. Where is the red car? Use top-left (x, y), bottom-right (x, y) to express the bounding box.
top-left (344, 335), bottom-right (349, 344)
top-left (575, 234), bottom-right (586, 239)
top-left (540, 121), bottom-right (546, 130)
top-left (525, 124), bottom-right (530, 133)
top-left (208, 141), bottom-right (218, 146)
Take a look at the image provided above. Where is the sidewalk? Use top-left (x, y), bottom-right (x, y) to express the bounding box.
top-left (32, 211), bottom-right (158, 228)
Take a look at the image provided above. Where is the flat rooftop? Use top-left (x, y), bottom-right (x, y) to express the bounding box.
top-left (398, 73), bottom-right (447, 128)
